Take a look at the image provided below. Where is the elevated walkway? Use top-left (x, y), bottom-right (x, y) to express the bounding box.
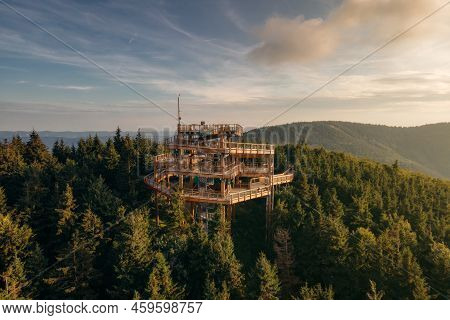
top-left (144, 168), bottom-right (294, 205)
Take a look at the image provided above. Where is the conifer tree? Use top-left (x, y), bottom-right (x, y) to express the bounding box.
top-left (367, 280), bottom-right (384, 300)
top-left (428, 242), bottom-right (450, 297)
top-left (0, 186), bottom-right (7, 215)
top-left (168, 189), bottom-right (188, 232)
top-left (207, 216), bottom-right (244, 299)
top-left (0, 257), bottom-right (27, 299)
top-left (323, 188), bottom-right (344, 219)
top-left (82, 176), bottom-right (121, 222)
top-left (273, 227), bottom-right (298, 297)
top-left (0, 212), bottom-right (39, 299)
top-left (146, 252), bottom-right (182, 299)
top-left (103, 139), bottom-right (120, 171)
top-left (45, 230), bottom-right (100, 299)
top-left (253, 252), bottom-right (280, 300)
top-left (24, 130), bottom-right (50, 164)
top-left (113, 208), bottom-right (152, 298)
top-left (203, 278), bottom-right (230, 300)
top-left (297, 282), bottom-right (334, 300)
top-left (55, 184), bottom-right (77, 238)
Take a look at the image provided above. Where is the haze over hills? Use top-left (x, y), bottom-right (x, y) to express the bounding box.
top-left (1, 122), bottom-right (449, 179)
top-left (245, 121), bottom-right (450, 179)
top-left (0, 130), bottom-right (173, 149)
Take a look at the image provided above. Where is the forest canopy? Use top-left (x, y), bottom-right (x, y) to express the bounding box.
top-left (0, 130), bottom-right (448, 299)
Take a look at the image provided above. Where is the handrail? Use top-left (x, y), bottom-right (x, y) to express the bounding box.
top-left (165, 138), bottom-right (274, 154)
top-left (178, 124), bottom-right (243, 136)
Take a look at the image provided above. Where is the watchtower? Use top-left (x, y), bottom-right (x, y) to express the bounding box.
top-left (144, 121), bottom-right (293, 229)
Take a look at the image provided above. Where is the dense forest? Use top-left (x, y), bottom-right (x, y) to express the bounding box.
top-left (245, 121), bottom-right (450, 179)
top-left (0, 130), bottom-right (448, 300)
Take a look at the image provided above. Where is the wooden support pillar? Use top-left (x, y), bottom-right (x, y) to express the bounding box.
top-left (155, 192), bottom-right (160, 226)
top-left (220, 205), bottom-right (226, 220)
top-left (265, 194), bottom-right (272, 242)
top-left (189, 202), bottom-right (195, 221)
top-left (179, 174), bottom-right (184, 189)
top-left (226, 205), bottom-right (232, 221)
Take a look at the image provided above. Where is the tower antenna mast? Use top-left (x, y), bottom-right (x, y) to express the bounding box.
top-left (177, 94), bottom-right (181, 128)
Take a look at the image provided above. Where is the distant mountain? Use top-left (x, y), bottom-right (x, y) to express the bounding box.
top-left (0, 130), bottom-right (173, 149)
top-left (245, 121), bottom-right (450, 179)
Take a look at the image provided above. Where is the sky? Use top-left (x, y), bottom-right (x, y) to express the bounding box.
top-left (0, 0), bottom-right (449, 131)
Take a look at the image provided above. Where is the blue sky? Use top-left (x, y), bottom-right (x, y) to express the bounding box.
top-left (0, 0), bottom-right (449, 131)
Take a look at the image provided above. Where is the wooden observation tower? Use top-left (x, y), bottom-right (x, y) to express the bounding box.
top-left (144, 104), bottom-right (293, 228)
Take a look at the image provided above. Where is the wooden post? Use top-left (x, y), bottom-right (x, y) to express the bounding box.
top-left (190, 202), bottom-right (195, 221)
top-left (226, 205), bottom-right (232, 221)
top-left (155, 193), bottom-right (160, 226)
top-left (265, 195), bottom-right (271, 242)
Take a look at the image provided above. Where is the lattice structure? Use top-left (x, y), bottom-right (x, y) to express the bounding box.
top-left (144, 122), bottom-right (293, 227)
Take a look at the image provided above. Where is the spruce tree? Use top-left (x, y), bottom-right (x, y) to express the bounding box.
top-left (168, 189), bottom-right (188, 232)
top-left (55, 184), bottom-right (77, 238)
top-left (0, 186), bottom-right (7, 215)
top-left (146, 252), bottom-right (182, 299)
top-left (273, 227), bottom-right (298, 297)
top-left (0, 213), bottom-right (40, 299)
top-left (207, 217), bottom-right (244, 299)
top-left (45, 230), bottom-right (100, 299)
top-left (367, 280), bottom-right (384, 300)
top-left (253, 252), bottom-right (280, 300)
top-left (113, 208), bottom-right (152, 298)
top-left (297, 282), bottom-right (334, 300)
top-left (24, 130), bottom-right (49, 164)
top-left (203, 278), bottom-right (230, 300)
top-left (0, 257), bottom-right (27, 299)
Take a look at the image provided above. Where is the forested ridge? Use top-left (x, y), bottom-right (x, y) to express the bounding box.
top-left (245, 121), bottom-right (450, 179)
top-left (0, 130), bottom-right (448, 300)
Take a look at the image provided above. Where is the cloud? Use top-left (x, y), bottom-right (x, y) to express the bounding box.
top-left (248, 0), bottom-right (446, 65)
top-left (39, 84), bottom-right (95, 91)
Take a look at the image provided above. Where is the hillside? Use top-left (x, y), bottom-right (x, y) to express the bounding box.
top-left (245, 122), bottom-right (450, 179)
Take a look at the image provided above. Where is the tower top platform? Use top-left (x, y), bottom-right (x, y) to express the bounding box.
top-left (177, 123), bottom-right (243, 137)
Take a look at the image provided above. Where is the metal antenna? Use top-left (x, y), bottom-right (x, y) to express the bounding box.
top-left (177, 94), bottom-right (181, 127)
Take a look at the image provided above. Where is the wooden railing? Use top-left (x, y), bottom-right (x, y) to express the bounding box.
top-left (178, 123), bottom-right (243, 136)
top-left (165, 138), bottom-right (274, 155)
top-left (144, 168), bottom-right (294, 204)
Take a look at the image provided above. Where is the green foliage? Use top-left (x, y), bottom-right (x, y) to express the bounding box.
top-left (55, 184), bottom-right (77, 238)
top-left (146, 252), bottom-right (182, 299)
top-left (0, 132), bottom-right (448, 300)
top-left (252, 252), bottom-right (280, 300)
top-left (113, 208), bottom-right (152, 298)
top-left (0, 187), bottom-right (7, 215)
top-left (270, 144), bottom-right (448, 299)
top-left (24, 130), bottom-right (51, 164)
top-left (367, 280), bottom-right (384, 300)
top-left (297, 282), bottom-right (334, 300)
top-left (207, 218), bottom-right (245, 299)
top-left (0, 210), bottom-right (44, 299)
top-left (168, 189), bottom-right (188, 232)
top-left (45, 230), bottom-right (101, 299)
top-left (273, 227), bottom-right (298, 297)
top-left (204, 278), bottom-right (230, 300)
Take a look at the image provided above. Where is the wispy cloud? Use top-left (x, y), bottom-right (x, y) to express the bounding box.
top-left (38, 84), bottom-right (95, 91)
